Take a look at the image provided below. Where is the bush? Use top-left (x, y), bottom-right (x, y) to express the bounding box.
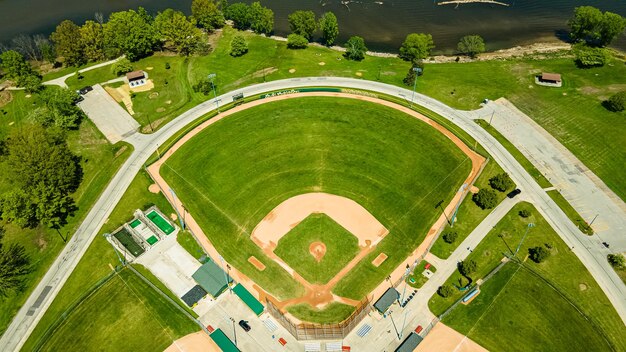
top-left (111, 58), bottom-right (133, 76)
top-left (573, 43), bottom-right (610, 67)
top-left (287, 34), bottom-right (308, 49)
top-left (457, 35), bottom-right (485, 58)
top-left (344, 36), bottom-right (367, 61)
top-left (608, 254), bottom-right (625, 269)
top-left (472, 189), bottom-right (498, 209)
top-left (437, 284), bottom-right (454, 298)
top-left (489, 173), bottom-right (514, 192)
top-left (192, 78), bottom-right (212, 95)
top-left (519, 209), bottom-right (531, 218)
top-left (230, 35), bottom-right (248, 57)
top-left (458, 259), bottom-right (477, 277)
top-left (442, 231), bottom-right (458, 244)
top-left (604, 91), bottom-right (626, 112)
top-left (528, 246), bottom-right (550, 263)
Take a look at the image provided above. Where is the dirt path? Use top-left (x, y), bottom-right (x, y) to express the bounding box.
top-left (146, 92), bottom-right (485, 318)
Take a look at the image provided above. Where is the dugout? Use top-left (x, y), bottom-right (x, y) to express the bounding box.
top-left (192, 260), bottom-right (232, 298)
top-left (374, 288), bottom-right (399, 314)
top-left (395, 332), bottom-right (423, 352)
top-left (210, 328), bottom-right (240, 352)
top-left (233, 283), bottom-right (264, 315)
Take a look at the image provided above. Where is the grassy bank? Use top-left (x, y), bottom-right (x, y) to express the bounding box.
top-left (287, 303), bottom-right (356, 324)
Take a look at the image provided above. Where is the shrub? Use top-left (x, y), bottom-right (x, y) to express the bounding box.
top-left (489, 173), bottom-right (514, 192)
top-left (519, 209), bottom-right (531, 218)
top-left (192, 78), bottom-right (212, 95)
top-left (442, 231), bottom-right (458, 244)
top-left (165, 62), bottom-right (171, 70)
top-left (457, 35), bottom-right (485, 58)
top-left (111, 58), bottom-right (133, 76)
top-left (608, 254), bottom-right (625, 269)
top-left (437, 284), bottom-right (454, 298)
top-left (402, 60), bottom-right (424, 86)
top-left (528, 246), bottom-right (550, 263)
top-left (573, 43), bottom-right (610, 67)
top-left (458, 259), bottom-right (477, 277)
top-left (604, 91), bottom-right (626, 112)
top-left (472, 189), bottom-right (497, 209)
top-left (230, 35), bottom-right (248, 57)
top-left (344, 36), bottom-right (367, 61)
top-left (287, 34), bottom-right (308, 49)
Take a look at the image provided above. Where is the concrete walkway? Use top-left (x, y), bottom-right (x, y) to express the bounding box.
top-left (42, 57), bottom-right (123, 88)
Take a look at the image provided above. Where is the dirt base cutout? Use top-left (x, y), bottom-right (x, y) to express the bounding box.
top-left (415, 323), bottom-right (487, 352)
top-left (372, 253), bottom-right (388, 267)
top-left (248, 256), bottom-right (266, 271)
top-left (164, 331), bottom-right (220, 352)
top-left (309, 242), bottom-right (327, 262)
top-left (148, 184), bottom-right (160, 194)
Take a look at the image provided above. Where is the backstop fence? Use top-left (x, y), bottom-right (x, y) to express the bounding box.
top-left (266, 297), bottom-right (372, 340)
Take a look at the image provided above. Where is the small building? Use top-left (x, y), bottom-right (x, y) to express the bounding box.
top-left (374, 287), bottom-right (400, 314)
top-left (536, 72), bottom-right (562, 87)
top-left (192, 260), bottom-right (232, 298)
top-left (126, 70), bottom-right (148, 88)
top-left (394, 332), bottom-right (424, 352)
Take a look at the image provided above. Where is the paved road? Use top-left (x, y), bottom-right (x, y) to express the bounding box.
top-left (42, 57), bottom-right (123, 88)
top-left (2, 77), bottom-right (625, 352)
top-left (482, 98), bottom-right (626, 251)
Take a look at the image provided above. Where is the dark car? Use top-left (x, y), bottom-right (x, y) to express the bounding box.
top-left (73, 95), bottom-right (84, 104)
top-left (238, 320), bottom-right (251, 332)
top-left (507, 189), bottom-right (521, 199)
top-left (77, 86), bottom-right (93, 95)
top-left (602, 242), bottom-right (610, 248)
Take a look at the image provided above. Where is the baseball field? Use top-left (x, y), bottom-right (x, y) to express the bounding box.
top-left (159, 95), bottom-right (475, 321)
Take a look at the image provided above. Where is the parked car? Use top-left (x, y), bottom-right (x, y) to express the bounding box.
top-left (72, 95), bottom-right (84, 104)
top-left (602, 242), bottom-right (610, 248)
top-left (238, 320), bottom-right (251, 332)
top-left (77, 86), bottom-right (93, 95)
top-left (507, 189), bottom-right (521, 198)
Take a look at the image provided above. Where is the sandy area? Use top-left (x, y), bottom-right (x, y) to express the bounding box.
top-left (372, 253), bottom-right (388, 267)
top-left (415, 323), bottom-right (488, 352)
top-left (248, 256), bottom-right (266, 271)
top-left (164, 331), bottom-right (220, 352)
top-left (149, 184), bottom-right (160, 194)
top-left (147, 91), bottom-right (485, 318)
top-left (251, 193), bottom-right (388, 249)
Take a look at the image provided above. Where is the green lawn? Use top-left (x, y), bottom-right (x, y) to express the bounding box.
top-left (177, 230), bottom-right (206, 261)
top-left (274, 214), bottom-right (360, 284)
top-left (407, 260), bottom-right (437, 289)
top-left (429, 202), bottom-right (626, 351)
top-left (287, 303), bottom-right (356, 324)
top-left (429, 160), bottom-right (510, 259)
top-left (36, 269), bottom-right (198, 352)
top-left (162, 97), bottom-right (471, 301)
top-left (22, 170), bottom-right (178, 350)
top-left (547, 190), bottom-right (594, 235)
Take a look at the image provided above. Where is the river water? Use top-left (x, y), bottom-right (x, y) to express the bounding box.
top-left (1, 0), bottom-right (625, 53)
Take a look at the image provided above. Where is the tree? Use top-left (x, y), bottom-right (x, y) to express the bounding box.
top-left (2, 125), bottom-right (82, 228)
top-left (249, 2), bottom-right (274, 35)
top-left (528, 246), bottom-right (550, 263)
top-left (519, 209), bottom-right (531, 218)
top-left (569, 6), bottom-right (626, 47)
top-left (191, 0), bottom-right (225, 31)
top-left (31, 87), bottom-right (84, 129)
top-left (489, 173), bottom-right (514, 192)
top-left (607, 254), bottom-right (625, 269)
top-left (193, 78), bottom-right (213, 95)
top-left (12, 35), bottom-right (41, 61)
top-left (225, 3), bottom-right (251, 30)
top-left (472, 188), bottom-right (497, 209)
top-left (437, 284), bottom-right (454, 298)
top-left (402, 60), bottom-right (424, 86)
top-left (442, 230), bottom-right (458, 244)
top-left (458, 259), bottom-right (477, 277)
top-left (105, 8), bottom-right (157, 61)
top-left (457, 35), bottom-right (485, 58)
top-left (573, 43), bottom-right (610, 67)
top-left (111, 58), bottom-right (133, 76)
top-left (605, 91), bottom-right (626, 112)
top-left (0, 50), bottom-right (33, 81)
top-left (20, 74), bottom-right (42, 94)
top-left (80, 20), bottom-right (105, 62)
top-left (288, 10), bottom-right (316, 41)
top-left (319, 12), bottom-right (339, 46)
top-left (35, 35), bottom-right (56, 63)
top-left (154, 9), bottom-right (202, 55)
top-left (344, 36), bottom-right (367, 61)
top-left (287, 34), bottom-right (308, 49)
top-left (399, 33), bottom-right (434, 62)
top-left (51, 20), bottom-right (85, 66)
top-left (230, 35), bottom-right (248, 57)
top-left (0, 228), bottom-right (31, 297)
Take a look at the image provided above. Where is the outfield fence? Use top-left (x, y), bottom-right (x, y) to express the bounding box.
top-left (266, 297), bottom-right (372, 340)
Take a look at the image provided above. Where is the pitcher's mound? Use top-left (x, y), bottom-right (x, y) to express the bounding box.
top-left (309, 242), bottom-right (327, 262)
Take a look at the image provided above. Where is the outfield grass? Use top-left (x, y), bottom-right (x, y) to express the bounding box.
top-left (274, 214), bottom-right (360, 284)
top-left (429, 160), bottom-right (510, 259)
top-left (22, 170), bottom-right (177, 350)
top-left (162, 97), bottom-right (470, 301)
top-left (287, 303), bottom-right (356, 324)
top-left (429, 202), bottom-right (626, 351)
top-left (37, 269), bottom-right (198, 352)
top-left (177, 231), bottom-right (206, 261)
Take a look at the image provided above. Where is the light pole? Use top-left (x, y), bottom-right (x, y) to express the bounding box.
top-left (498, 233), bottom-right (514, 256)
top-left (388, 310), bottom-right (401, 340)
top-left (410, 67), bottom-right (422, 108)
top-left (386, 275), bottom-right (393, 289)
top-left (208, 73), bottom-right (220, 113)
top-left (515, 223), bottom-right (535, 255)
top-left (400, 309), bottom-right (411, 339)
top-left (104, 233), bottom-right (125, 266)
top-left (488, 111), bottom-right (495, 126)
top-left (229, 317), bottom-right (237, 346)
top-left (400, 264), bottom-right (411, 304)
top-left (181, 205), bottom-right (187, 231)
top-left (435, 200), bottom-right (452, 226)
top-left (219, 255), bottom-right (232, 293)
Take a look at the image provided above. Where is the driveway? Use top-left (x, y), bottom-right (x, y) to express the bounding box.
top-left (78, 84), bottom-right (139, 144)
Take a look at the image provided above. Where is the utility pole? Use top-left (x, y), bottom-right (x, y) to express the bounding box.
top-left (388, 310), bottom-right (401, 340)
top-left (208, 73), bottom-right (220, 113)
top-left (400, 264), bottom-right (411, 304)
top-left (400, 309), bottom-right (411, 339)
top-left (220, 255), bottom-right (232, 293)
top-left (410, 67), bottom-right (422, 108)
top-left (229, 317), bottom-right (237, 346)
top-left (498, 233), bottom-right (514, 256)
top-left (449, 184), bottom-right (467, 227)
top-left (515, 223), bottom-right (535, 255)
top-left (589, 214), bottom-right (599, 226)
top-left (488, 111), bottom-right (495, 126)
top-left (168, 188), bottom-right (185, 230)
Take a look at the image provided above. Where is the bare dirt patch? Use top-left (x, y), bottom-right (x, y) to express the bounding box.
top-left (289, 68), bottom-right (296, 73)
top-left (0, 90), bottom-right (13, 108)
top-left (156, 107), bottom-right (166, 113)
top-left (148, 92), bottom-right (159, 99)
top-left (318, 62), bottom-right (326, 66)
top-left (141, 117), bottom-right (167, 133)
top-left (469, 185), bottom-right (479, 194)
top-left (148, 184), bottom-right (160, 194)
top-left (146, 66), bottom-right (153, 70)
top-left (579, 283), bottom-right (588, 291)
top-left (309, 242), bottom-right (327, 262)
top-left (355, 72), bottom-right (363, 77)
top-left (114, 145), bottom-right (128, 158)
top-left (248, 256), bottom-right (266, 271)
top-left (372, 253), bottom-right (388, 267)
top-left (170, 213), bottom-right (178, 221)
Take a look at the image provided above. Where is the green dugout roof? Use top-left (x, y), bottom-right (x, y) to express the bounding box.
top-left (192, 260), bottom-right (231, 297)
top-left (233, 283), bottom-right (264, 316)
top-left (210, 329), bottom-right (239, 352)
